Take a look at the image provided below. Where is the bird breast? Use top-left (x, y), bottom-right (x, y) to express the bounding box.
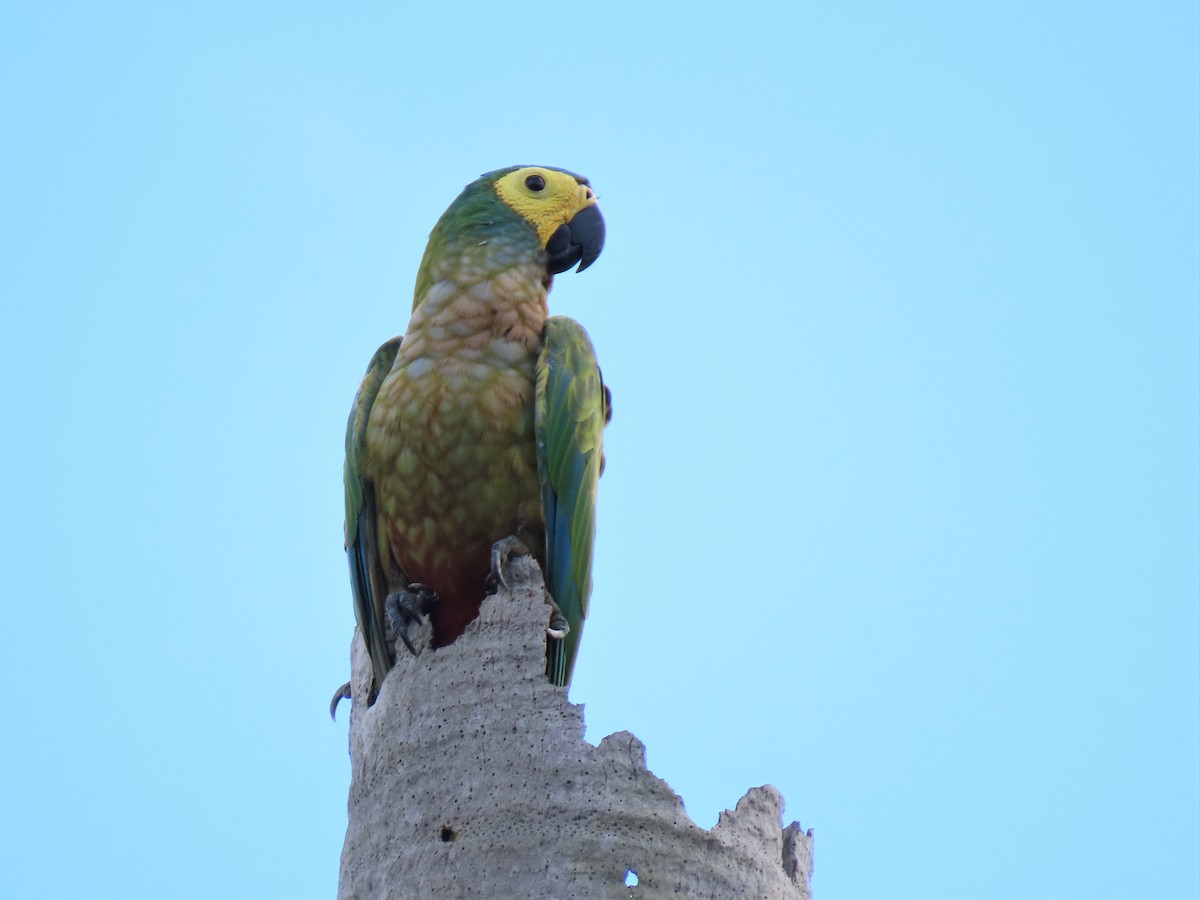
top-left (365, 275), bottom-right (547, 591)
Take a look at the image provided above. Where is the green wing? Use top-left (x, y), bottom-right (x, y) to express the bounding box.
top-left (345, 337), bottom-right (402, 698)
top-left (536, 317), bottom-right (610, 686)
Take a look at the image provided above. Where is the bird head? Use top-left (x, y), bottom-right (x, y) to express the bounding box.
top-left (490, 166), bottom-right (606, 274)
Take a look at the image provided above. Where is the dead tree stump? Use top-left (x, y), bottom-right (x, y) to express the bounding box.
top-left (339, 556), bottom-right (813, 899)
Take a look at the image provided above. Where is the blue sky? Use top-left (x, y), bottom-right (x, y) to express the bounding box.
top-left (1, 3), bottom-right (1196, 898)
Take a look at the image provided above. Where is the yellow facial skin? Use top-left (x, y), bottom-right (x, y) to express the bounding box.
top-left (492, 167), bottom-right (598, 246)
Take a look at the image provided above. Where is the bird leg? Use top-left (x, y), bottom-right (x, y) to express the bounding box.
top-left (487, 535), bottom-right (570, 639)
top-left (384, 583), bottom-right (440, 656)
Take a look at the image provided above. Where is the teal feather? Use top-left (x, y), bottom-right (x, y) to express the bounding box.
top-left (536, 317), bottom-right (608, 686)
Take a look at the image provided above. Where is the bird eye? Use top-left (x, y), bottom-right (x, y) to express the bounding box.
top-left (525, 174), bottom-right (546, 192)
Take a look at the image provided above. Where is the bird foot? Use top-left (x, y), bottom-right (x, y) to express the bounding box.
top-left (486, 536), bottom-right (570, 640)
top-left (486, 535), bottom-right (533, 593)
top-left (384, 583), bottom-right (440, 656)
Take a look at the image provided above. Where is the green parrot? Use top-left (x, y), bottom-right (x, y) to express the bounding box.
top-left (334, 166), bottom-right (609, 714)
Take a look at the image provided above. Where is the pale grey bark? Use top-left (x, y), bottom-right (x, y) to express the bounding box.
top-left (339, 556), bottom-right (813, 899)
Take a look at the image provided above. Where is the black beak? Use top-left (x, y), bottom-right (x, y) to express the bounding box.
top-left (545, 204), bottom-right (605, 274)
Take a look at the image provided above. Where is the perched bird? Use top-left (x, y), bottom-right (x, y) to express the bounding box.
top-left (335, 166), bottom-right (609, 714)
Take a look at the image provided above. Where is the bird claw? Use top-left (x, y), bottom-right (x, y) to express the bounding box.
top-left (385, 583), bottom-right (440, 656)
top-left (546, 599), bottom-right (570, 640)
top-left (487, 536), bottom-right (569, 640)
top-left (487, 535), bottom-right (533, 593)
top-left (329, 681), bottom-right (352, 721)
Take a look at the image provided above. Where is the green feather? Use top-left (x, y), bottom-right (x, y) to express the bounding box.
top-left (536, 316), bottom-right (608, 685)
top-left (410, 167), bottom-right (530, 307)
top-left (344, 336), bottom-right (402, 695)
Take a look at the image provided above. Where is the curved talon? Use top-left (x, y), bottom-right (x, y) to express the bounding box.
top-left (547, 610), bottom-right (569, 640)
top-left (545, 591), bottom-right (570, 640)
top-left (407, 583), bottom-right (438, 605)
top-left (490, 535), bottom-right (532, 590)
top-left (329, 681), bottom-right (352, 721)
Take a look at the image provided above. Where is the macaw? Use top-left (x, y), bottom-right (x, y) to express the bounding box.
top-left (334, 166), bottom-right (609, 715)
